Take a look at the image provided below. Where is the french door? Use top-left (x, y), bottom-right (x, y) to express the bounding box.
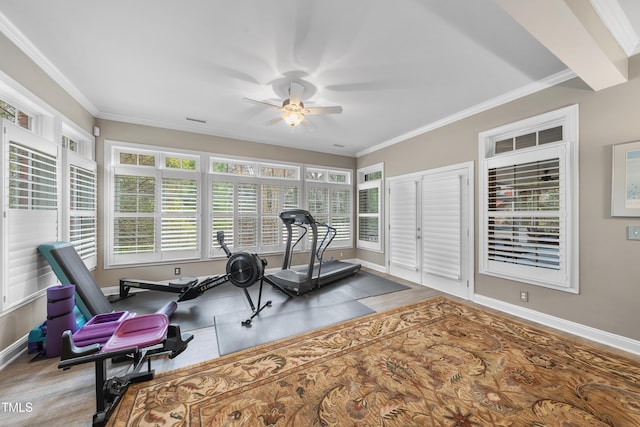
top-left (387, 162), bottom-right (473, 299)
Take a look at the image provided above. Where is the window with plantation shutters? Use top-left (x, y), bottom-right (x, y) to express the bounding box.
top-left (358, 187), bottom-right (378, 241)
top-left (61, 121), bottom-right (97, 271)
top-left (479, 105), bottom-right (578, 292)
top-left (109, 147), bottom-right (201, 265)
top-left (208, 157), bottom-right (301, 256)
top-left (306, 166), bottom-right (352, 249)
top-left (307, 185), bottom-right (352, 248)
top-left (2, 122), bottom-right (59, 310)
top-left (105, 143), bottom-right (352, 266)
top-left (357, 164), bottom-right (383, 251)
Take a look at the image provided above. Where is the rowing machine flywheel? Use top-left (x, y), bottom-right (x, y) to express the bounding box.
top-left (226, 252), bottom-right (264, 288)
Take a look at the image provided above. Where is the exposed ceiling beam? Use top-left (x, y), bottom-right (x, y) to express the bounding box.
top-left (496, 0), bottom-right (628, 91)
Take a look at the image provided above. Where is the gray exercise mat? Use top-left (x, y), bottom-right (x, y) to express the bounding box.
top-left (214, 299), bottom-right (375, 355)
top-left (110, 271), bottom-right (409, 334)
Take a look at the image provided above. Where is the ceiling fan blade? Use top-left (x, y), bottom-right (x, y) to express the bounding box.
top-left (243, 98), bottom-right (282, 109)
top-left (305, 105), bottom-right (343, 115)
top-left (289, 82), bottom-right (304, 106)
top-left (300, 116), bottom-right (317, 132)
top-left (265, 116), bottom-right (283, 126)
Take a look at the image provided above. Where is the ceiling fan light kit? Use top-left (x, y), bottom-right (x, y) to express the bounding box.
top-left (245, 81), bottom-right (343, 128)
top-left (283, 110), bottom-right (304, 127)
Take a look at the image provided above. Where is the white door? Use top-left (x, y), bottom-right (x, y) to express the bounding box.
top-left (421, 167), bottom-right (470, 299)
top-left (388, 178), bottom-right (420, 283)
top-left (387, 162), bottom-right (473, 299)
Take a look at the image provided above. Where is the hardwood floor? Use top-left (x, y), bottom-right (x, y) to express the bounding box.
top-left (0, 269), bottom-right (440, 427)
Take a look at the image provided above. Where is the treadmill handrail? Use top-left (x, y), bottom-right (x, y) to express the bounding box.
top-left (316, 223), bottom-right (336, 264)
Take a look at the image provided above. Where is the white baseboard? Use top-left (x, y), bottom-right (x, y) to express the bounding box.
top-left (473, 294), bottom-right (640, 356)
top-left (354, 259), bottom-right (386, 273)
top-left (0, 335), bottom-right (28, 371)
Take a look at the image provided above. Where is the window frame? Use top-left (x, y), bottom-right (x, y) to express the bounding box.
top-left (478, 105), bottom-right (579, 293)
top-left (105, 142), bottom-right (203, 266)
top-left (357, 163), bottom-right (384, 252)
top-left (61, 119), bottom-right (97, 268)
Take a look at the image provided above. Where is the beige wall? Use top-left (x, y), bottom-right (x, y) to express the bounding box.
top-left (0, 33), bottom-right (94, 132)
top-left (92, 119), bottom-right (357, 287)
top-left (358, 56), bottom-right (640, 341)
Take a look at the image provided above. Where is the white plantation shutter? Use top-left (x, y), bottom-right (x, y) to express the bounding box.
top-left (331, 188), bottom-right (351, 244)
top-left (283, 185), bottom-right (299, 210)
top-left (210, 178), bottom-right (301, 256)
top-left (358, 186), bottom-right (379, 242)
top-left (357, 164), bottom-right (383, 251)
top-left (211, 180), bottom-right (234, 255)
top-left (161, 176), bottom-right (199, 258)
top-left (422, 174), bottom-right (461, 280)
top-left (237, 182), bottom-right (258, 249)
top-left (68, 153), bottom-right (97, 269)
top-left (307, 184), bottom-right (351, 249)
top-left (308, 186), bottom-right (328, 214)
top-left (389, 179), bottom-right (418, 271)
top-left (281, 185), bottom-right (301, 248)
top-left (485, 145), bottom-right (566, 287)
top-left (113, 173), bottom-right (156, 262)
top-left (261, 184), bottom-right (280, 249)
top-left (308, 186), bottom-right (329, 247)
top-left (3, 123), bottom-right (59, 310)
top-left (262, 184), bottom-right (300, 252)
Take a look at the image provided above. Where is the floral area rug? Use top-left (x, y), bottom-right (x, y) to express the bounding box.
top-left (109, 296), bottom-right (640, 426)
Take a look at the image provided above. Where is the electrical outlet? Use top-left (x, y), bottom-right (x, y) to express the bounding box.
top-left (174, 267), bottom-right (181, 276)
top-left (520, 291), bottom-right (528, 302)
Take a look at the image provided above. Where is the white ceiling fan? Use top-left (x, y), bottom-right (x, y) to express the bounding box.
top-left (244, 82), bottom-right (342, 127)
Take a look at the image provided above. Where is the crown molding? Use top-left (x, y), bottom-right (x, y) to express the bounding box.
top-left (97, 111), bottom-right (358, 157)
top-left (590, 0), bottom-right (640, 56)
top-left (0, 11), bottom-right (99, 116)
top-left (356, 69), bottom-right (577, 157)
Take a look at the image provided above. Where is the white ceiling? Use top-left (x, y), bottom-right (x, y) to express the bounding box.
top-left (0, 0), bottom-right (638, 157)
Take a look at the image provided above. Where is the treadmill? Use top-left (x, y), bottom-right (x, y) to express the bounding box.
top-left (265, 209), bottom-right (361, 295)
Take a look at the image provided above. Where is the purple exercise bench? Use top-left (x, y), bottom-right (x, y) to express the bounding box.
top-left (59, 313), bottom-right (193, 426)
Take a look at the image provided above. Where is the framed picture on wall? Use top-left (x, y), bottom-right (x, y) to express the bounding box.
top-left (612, 140), bottom-right (640, 217)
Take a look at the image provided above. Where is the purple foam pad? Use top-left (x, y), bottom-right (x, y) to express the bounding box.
top-left (101, 314), bottom-right (169, 353)
top-left (72, 311), bottom-right (135, 346)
